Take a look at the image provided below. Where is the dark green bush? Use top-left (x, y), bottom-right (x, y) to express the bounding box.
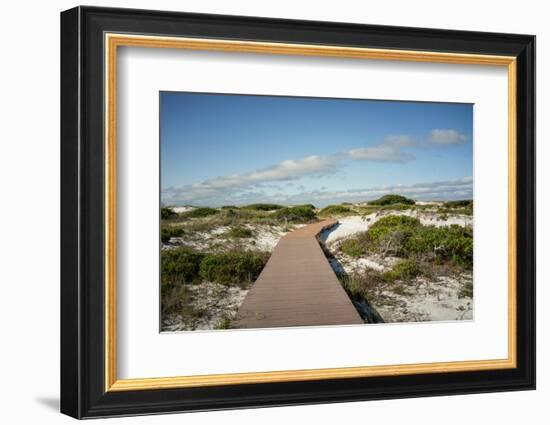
top-left (338, 269), bottom-right (384, 302)
top-left (199, 251), bottom-right (269, 285)
top-left (379, 203), bottom-right (416, 211)
top-left (295, 203), bottom-right (316, 210)
top-left (369, 194), bottom-right (415, 206)
top-left (319, 204), bottom-right (353, 216)
top-left (243, 203), bottom-right (284, 211)
top-left (224, 226), bottom-right (254, 239)
top-left (383, 258), bottom-right (422, 281)
top-left (221, 205), bottom-right (239, 210)
top-left (161, 226), bottom-right (184, 243)
top-left (274, 205), bottom-right (316, 222)
top-left (439, 200), bottom-right (474, 216)
top-left (182, 207), bottom-right (219, 218)
top-left (369, 216), bottom-right (472, 267)
top-left (161, 248), bottom-right (204, 286)
top-left (414, 225), bottom-right (473, 267)
top-left (367, 215), bottom-right (421, 246)
top-left (339, 238), bottom-right (364, 258)
top-left (161, 207), bottom-right (176, 220)
top-left (445, 200), bottom-right (473, 208)
top-left (336, 214), bottom-right (473, 269)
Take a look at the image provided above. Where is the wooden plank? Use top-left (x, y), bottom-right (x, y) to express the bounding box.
top-left (233, 219), bottom-right (362, 328)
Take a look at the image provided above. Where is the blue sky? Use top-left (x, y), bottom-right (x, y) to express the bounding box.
top-left (161, 92), bottom-right (473, 207)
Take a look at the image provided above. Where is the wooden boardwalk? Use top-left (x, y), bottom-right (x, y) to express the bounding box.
top-left (232, 219), bottom-right (362, 329)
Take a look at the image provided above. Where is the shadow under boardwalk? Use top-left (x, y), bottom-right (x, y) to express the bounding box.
top-left (232, 220), bottom-right (363, 329)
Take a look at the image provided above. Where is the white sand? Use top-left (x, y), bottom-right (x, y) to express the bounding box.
top-left (375, 275), bottom-right (473, 322)
top-left (415, 201), bottom-right (443, 206)
top-left (164, 223), bottom-right (291, 253)
top-left (162, 281), bottom-right (250, 332)
top-left (253, 226), bottom-right (288, 251)
top-left (320, 215), bottom-right (376, 245)
top-left (172, 206), bottom-right (195, 213)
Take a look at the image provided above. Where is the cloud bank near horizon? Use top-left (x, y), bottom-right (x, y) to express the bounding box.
top-left (162, 175), bottom-right (473, 207)
top-left (162, 129), bottom-right (470, 207)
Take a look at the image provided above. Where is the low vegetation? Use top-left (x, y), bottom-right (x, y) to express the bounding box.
top-left (162, 247), bottom-right (268, 287)
top-left (161, 248), bottom-right (204, 286)
top-left (382, 258), bottom-right (422, 281)
top-left (161, 247), bottom-right (269, 321)
top-left (368, 194), bottom-right (415, 206)
top-left (224, 225), bottom-right (254, 239)
top-left (161, 226), bottom-right (184, 243)
top-left (161, 284), bottom-right (196, 319)
top-left (439, 199), bottom-right (473, 216)
top-left (445, 200), bottom-right (473, 208)
top-left (318, 204), bottom-right (353, 217)
top-left (182, 207), bottom-right (219, 218)
top-left (243, 203), bottom-right (284, 211)
top-left (339, 269), bottom-right (380, 302)
top-left (199, 251), bottom-right (269, 285)
top-left (161, 206), bottom-right (176, 220)
top-left (338, 215), bottom-right (473, 268)
top-left (166, 204), bottom-right (320, 229)
top-left (273, 205), bottom-right (316, 222)
top-left (339, 238), bottom-right (364, 258)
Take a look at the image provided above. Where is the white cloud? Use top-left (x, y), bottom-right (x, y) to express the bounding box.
top-left (202, 154), bottom-right (342, 190)
top-left (429, 129), bottom-right (468, 145)
top-left (273, 177), bottom-right (473, 206)
top-left (164, 175), bottom-right (473, 207)
top-left (347, 135), bottom-right (414, 162)
top-left (162, 154), bottom-right (343, 205)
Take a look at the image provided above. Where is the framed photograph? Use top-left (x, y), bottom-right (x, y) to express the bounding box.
top-left (60, 6), bottom-right (535, 419)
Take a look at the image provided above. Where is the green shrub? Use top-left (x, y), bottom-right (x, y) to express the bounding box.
top-left (161, 248), bottom-right (204, 286)
top-left (426, 225), bottom-right (473, 267)
top-left (161, 226), bottom-right (184, 243)
top-left (225, 226), bottom-right (254, 239)
top-left (338, 269), bottom-right (384, 302)
top-left (274, 205), bottom-right (316, 222)
top-left (445, 200), bottom-right (473, 208)
top-left (295, 203), bottom-right (316, 210)
top-left (199, 251), bottom-right (269, 285)
top-left (369, 194), bottom-right (415, 206)
top-left (161, 207), bottom-right (176, 220)
top-left (319, 204), bottom-right (353, 216)
top-left (438, 200), bottom-right (474, 216)
top-left (383, 258), bottom-right (422, 281)
top-left (379, 203), bottom-right (415, 211)
top-left (221, 205), bottom-right (239, 210)
top-left (367, 215), bottom-right (421, 247)
top-left (184, 220), bottom-right (214, 233)
top-left (243, 203), bottom-right (284, 211)
top-left (182, 207), bottom-right (219, 218)
top-left (359, 205), bottom-right (382, 215)
top-left (366, 216), bottom-right (472, 268)
top-left (340, 238), bottom-right (364, 258)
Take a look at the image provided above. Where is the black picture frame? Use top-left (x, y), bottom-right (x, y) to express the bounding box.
top-left (61, 5), bottom-right (535, 419)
